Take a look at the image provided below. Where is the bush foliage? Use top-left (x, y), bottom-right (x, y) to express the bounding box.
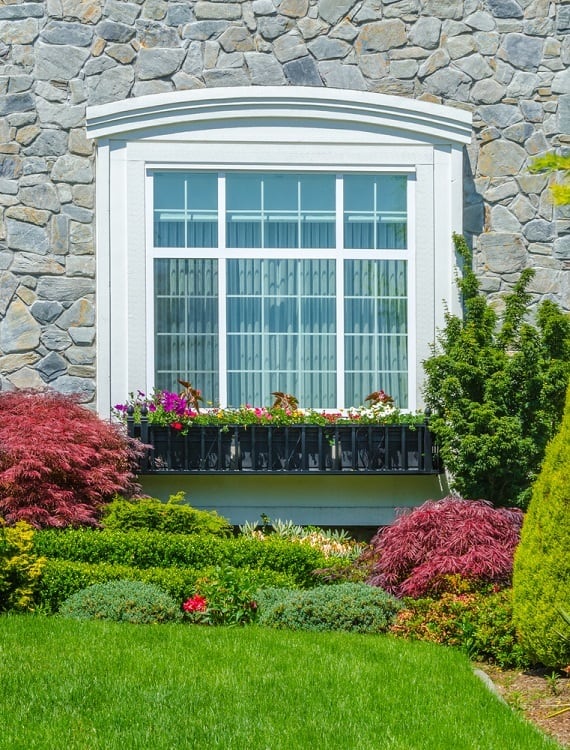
top-left (38, 558), bottom-right (296, 614)
top-left (366, 497), bottom-right (523, 598)
top-left (0, 520), bottom-right (45, 612)
top-left (513, 383), bottom-right (570, 669)
top-left (0, 391), bottom-right (142, 528)
top-left (33, 529), bottom-right (331, 587)
top-left (423, 234), bottom-right (570, 508)
top-left (257, 582), bottom-right (402, 633)
top-left (59, 579), bottom-right (182, 624)
top-left (183, 566), bottom-right (262, 626)
top-left (390, 589), bottom-right (528, 669)
top-left (102, 493), bottom-right (232, 536)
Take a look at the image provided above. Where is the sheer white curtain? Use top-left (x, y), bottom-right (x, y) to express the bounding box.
top-left (227, 259), bottom-right (336, 407)
top-left (344, 259), bottom-right (408, 406)
top-left (154, 258), bottom-right (219, 398)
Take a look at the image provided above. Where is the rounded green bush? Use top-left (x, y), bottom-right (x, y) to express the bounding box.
top-left (101, 494), bottom-right (232, 536)
top-left (512, 384), bottom-right (570, 668)
top-left (59, 580), bottom-right (183, 625)
top-left (256, 582), bottom-right (402, 634)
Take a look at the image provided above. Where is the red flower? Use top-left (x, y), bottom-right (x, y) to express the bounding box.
top-left (170, 421), bottom-right (183, 430)
top-left (183, 594), bottom-right (208, 613)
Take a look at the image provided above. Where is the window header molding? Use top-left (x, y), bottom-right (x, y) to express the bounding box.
top-left (86, 86), bottom-right (473, 145)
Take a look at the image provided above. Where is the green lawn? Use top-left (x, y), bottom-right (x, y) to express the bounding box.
top-left (0, 615), bottom-right (560, 750)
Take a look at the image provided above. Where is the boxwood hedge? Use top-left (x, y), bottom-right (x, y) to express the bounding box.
top-left (33, 529), bottom-right (329, 586)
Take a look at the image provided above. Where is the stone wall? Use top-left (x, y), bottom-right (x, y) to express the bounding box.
top-left (0, 0), bottom-right (568, 402)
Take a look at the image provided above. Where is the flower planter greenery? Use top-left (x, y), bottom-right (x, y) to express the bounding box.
top-left (117, 389), bottom-right (440, 474)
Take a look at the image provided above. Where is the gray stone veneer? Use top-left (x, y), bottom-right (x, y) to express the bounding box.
top-left (0, 0), bottom-right (568, 402)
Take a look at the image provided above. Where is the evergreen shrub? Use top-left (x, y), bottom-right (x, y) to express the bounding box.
top-left (0, 520), bottom-right (45, 612)
top-left (59, 579), bottom-right (182, 624)
top-left (33, 529), bottom-right (328, 587)
top-left (102, 492), bottom-right (232, 536)
top-left (366, 497), bottom-right (522, 598)
top-left (512, 384), bottom-right (570, 669)
top-left (423, 234), bottom-right (570, 508)
top-left (256, 582), bottom-right (402, 633)
top-left (0, 390), bottom-right (142, 528)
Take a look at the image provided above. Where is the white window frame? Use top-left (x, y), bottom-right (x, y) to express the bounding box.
top-left (86, 87), bottom-right (472, 417)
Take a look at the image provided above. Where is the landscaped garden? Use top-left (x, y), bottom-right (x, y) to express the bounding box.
top-left (0, 236), bottom-right (569, 748)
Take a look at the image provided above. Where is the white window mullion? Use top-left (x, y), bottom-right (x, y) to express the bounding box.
top-left (218, 171), bottom-right (226, 249)
top-left (297, 261), bottom-right (302, 401)
top-left (260, 176), bottom-right (265, 249)
top-left (145, 169), bottom-right (156, 394)
top-left (335, 175), bottom-right (344, 409)
top-left (406, 172), bottom-right (417, 411)
top-left (183, 176), bottom-right (188, 248)
top-left (218, 174), bottom-right (228, 407)
top-left (297, 178), bottom-right (302, 250)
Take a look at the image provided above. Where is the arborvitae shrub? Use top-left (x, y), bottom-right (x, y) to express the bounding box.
top-left (101, 493), bottom-right (232, 536)
top-left (0, 391), bottom-right (142, 528)
top-left (366, 497), bottom-right (523, 598)
top-left (512, 384), bottom-right (570, 669)
top-left (0, 520), bottom-right (45, 612)
top-left (59, 580), bottom-right (182, 624)
top-left (423, 234), bottom-right (570, 508)
top-left (256, 582), bottom-right (402, 633)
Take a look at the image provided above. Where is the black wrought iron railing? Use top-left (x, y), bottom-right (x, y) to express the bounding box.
top-left (127, 415), bottom-right (441, 475)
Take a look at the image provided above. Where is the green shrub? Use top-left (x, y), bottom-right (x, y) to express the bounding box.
top-left (102, 492), bottom-right (232, 536)
top-left (512, 383), bottom-right (570, 669)
top-left (0, 520), bottom-right (45, 612)
top-left (38, 559), bottom-right (197, 612)
top-left (59, 580), bottom-right (182, 624)
top-left (184, 566), bottom-right (264, 626)
top-left (37, 558), bottom-right (298, 614)
top-left (390, 590), bottom-right (528, 669)
top-left (257, 582), bottom-right (402, 633)
top-left (423, 234), bottom-right (570, 508)
top-left (34, 529), bottom-right (327, 587)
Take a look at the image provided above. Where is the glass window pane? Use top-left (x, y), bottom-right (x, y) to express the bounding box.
top-left (226, 174), bottom-right (262, 248)
top-left (154, 172), bottom-right (217, 249)
top-left (226, 173), bottom-right (335, 250)
top-left (226, 258), bottom-right (336, 407)
top-left (344, 260), bottom-right (408, 408)
top-left (154, 258), bottom-right (218, 400)
top-left (264, 174), bottom-right (298, 212)
top-left (300, 174), bottom-right (335, 249)
top-left (344, 174), bottom-right (407, 250)
top-left (227, 298), bottom-right (262, 333)
top-left (154, 173), bottom-right (186, 211)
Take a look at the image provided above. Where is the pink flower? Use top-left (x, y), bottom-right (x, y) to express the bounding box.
top-left (183, 594), bottom-right (208, 613)
top-left (170, 421), bottom-right (183, 430)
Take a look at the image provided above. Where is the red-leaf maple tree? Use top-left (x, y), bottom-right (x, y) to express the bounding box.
top-left (0, 390), bottom-right (142, 528)
top-left (367, 497), bottom-right (523, 598)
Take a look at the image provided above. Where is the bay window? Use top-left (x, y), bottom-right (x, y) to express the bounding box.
top-left (86, 87), bottom-right (471, 418)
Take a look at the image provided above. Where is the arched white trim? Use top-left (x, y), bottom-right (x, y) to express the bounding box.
top-left (86, 86), bottom-right (472, 145)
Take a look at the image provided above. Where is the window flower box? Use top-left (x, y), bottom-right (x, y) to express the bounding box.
top-left (118, 389), bottom-right (441, 474)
